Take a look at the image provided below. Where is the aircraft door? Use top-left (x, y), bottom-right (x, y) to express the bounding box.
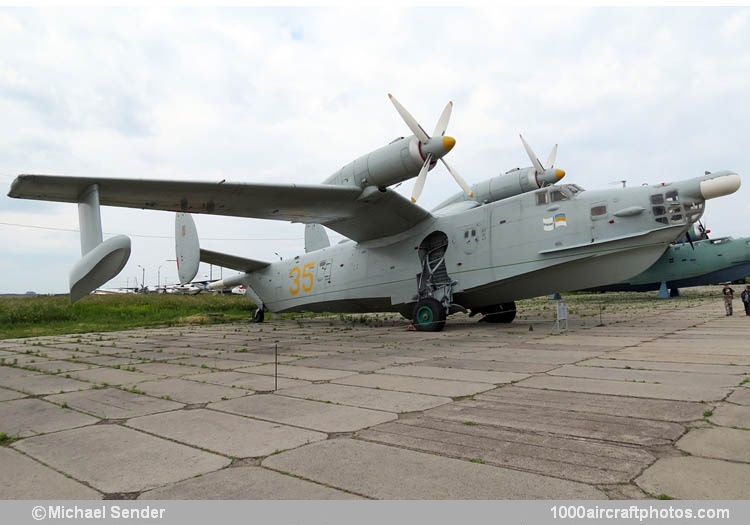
top-left (589, 201), bottom-right (609, 242)
top-left (316, 258), bottom-right (333, 285)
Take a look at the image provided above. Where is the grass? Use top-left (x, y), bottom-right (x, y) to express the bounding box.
top-left (0, 294), bottom-right (256, 339)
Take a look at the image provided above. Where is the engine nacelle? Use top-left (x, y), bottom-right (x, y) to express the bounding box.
top-left (323, 137), bottom-right (424, 190)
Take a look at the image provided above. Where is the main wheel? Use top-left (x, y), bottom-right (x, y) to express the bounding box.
top-left (412, 298), bottom-right (446, 332)
top-left (252, 308), bottom-right (265, 323)
top-left (479, 301), bottom-right (517, 323)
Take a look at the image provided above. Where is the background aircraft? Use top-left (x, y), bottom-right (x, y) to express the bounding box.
top-left (587, 232), bottom-right (750, 297)
top-left (7, 95), bottom-right (742, 331)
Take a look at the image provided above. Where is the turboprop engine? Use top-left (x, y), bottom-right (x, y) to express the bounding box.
top-left (434, 135), bottom-right (566, 210)
top-left (323, 94), bottom-right (474, 203)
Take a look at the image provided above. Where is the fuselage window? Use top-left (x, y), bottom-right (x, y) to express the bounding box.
top-left (591, 205), bottom-right (607, 217)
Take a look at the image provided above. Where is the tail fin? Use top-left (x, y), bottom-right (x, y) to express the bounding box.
top-left (305, 224), bottom-right (330, 253)
top-left (175, 212), bottom-right (200, 284)
top-left (69, 184), bottom-right (131, 302)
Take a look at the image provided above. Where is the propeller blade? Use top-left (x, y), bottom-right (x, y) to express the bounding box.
top-left (520, 134), bottom-right (544, 174)
top-left (433, 101), bottom-right (453, 137)
top-left (685, 230), bottom-right (695, 250)
top-left (546, 144), bottom-right (558, 169)
top-left (411, 155), bottom-right (431, 203)
top-left (441, 158), bottom-right (474, 198)
top-left (388, 93), bottom-right (430, 143)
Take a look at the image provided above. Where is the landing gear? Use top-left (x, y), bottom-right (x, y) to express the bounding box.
top-left (477, 301), bottom-right (517, 323)
top-left (412, 298), bottom-right (446, 332)
top-left (252, 308), bottom-right (265, 323)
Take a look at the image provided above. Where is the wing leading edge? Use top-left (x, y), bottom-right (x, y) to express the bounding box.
top-left (9, 175), bottom-right (433, 243)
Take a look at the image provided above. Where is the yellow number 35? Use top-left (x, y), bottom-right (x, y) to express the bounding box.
top-left (289, 262), bottom-right (315, 296)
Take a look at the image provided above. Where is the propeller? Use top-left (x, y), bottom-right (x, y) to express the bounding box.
top-left (519, 134), bottom-right (566, 186)
top-left (388, 94), bottom-right (474, 203)
top-left (697, 220), bottom-right (710, 239)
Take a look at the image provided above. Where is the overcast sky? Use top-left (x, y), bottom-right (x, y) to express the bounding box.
top-left (1, 6), bottom-right (748, 294)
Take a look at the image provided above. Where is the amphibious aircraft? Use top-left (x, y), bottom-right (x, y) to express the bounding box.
top-left (8, 94), bottom-right (742, 331)
top-left (587, 231), bottom-right (750, 297)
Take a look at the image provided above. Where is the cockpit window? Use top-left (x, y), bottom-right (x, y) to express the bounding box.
top-left (651, 194), bottom-right (664, 205)
top-left (550, 190), bottom-right (568, 202)
top-left (665, 190), bottom-right (679, 203)
top-left (536, 191), bottom-right (549, 205)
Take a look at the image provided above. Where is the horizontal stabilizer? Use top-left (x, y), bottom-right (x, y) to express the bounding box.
top-left (200, 249), bottom-right (270, 273)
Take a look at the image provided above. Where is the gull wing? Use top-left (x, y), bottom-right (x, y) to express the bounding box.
top-left (8, 175), bottom-right (433, 243)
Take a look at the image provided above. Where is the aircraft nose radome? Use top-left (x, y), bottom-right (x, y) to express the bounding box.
top-left (700, 172), bottom-right (741, 200)
top-left (555, 169), bottom-right (566, 181)
top-left (442, 136), bottom-right (456, 152)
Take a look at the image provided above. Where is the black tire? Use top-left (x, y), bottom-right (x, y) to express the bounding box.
top-left (479, 301), bottom-right (517, 323)
top-left (252, 308), bottom-right (265, 323)
top-left (412, 298), bottom-right (446, 332)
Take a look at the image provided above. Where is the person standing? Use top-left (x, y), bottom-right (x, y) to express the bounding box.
top-left (722, 284), bottom-right (735, 316)
top-left (741, 285), bottom-right (750, 317)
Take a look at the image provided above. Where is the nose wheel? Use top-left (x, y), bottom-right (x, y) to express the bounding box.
top-left (412, 298), bottom-right (446, 332)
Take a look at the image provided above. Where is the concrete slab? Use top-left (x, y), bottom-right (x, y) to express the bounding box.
top-left (727, 387), bottom-right (750, 405)
top-left (577, 358), bottom-right (750, 376)
top-left (547, 364), bottom-right (739, 388)
top-left (333, 373), bottom-right (495, 398)
top-left (263, 439), bottom-right (605, 499)
top-left (677, 427), bottom-right (750, 463)
top-left (279, 383), bottom-right (451, 413)
top-left (66, 367), bottom-right (161, 387)
top-left (476, 386), bottom-right (707, 422)
top-left (127, 409), bottom-right (327, 458)
top-left (708, 404), bottom-right (750, 428)
top-left (0, 398), bottom-right (99, 437)
top-left (135, 378), bottom-right (249, 404)
top-left (0, 386), bottom-right (26, 401)
top-left (45, 388), bottom-right (183, 419)
top-left (130, 362), bottom-right (210, 377)
top-left (185, 370), bottom-right (307, 392)
top-left (636, 456), bottom-right (750, 499)
top-left (287, 356), bottom-right (388, 372)
top-left (358, 417), bottom-right (654, 484)
top-left (419, 357), bottom-right (555, 374)
top-left (139, 466), bottom-right (362, 499)
top-left (427, 394), bottom-right (684, 446)
top-left (376, 365), bottom-right (528, 384)
top-left (235, 363), bottom-right (358, 382)
top-left (13, 425), bottom-right (230, 494)
top-left (515, 375), bottom-right (729, 402)
top-left (0, 372), bottom-right (93, 396)
top-left (0, 448), bottom-right (102, 499)
top-left (210, 394), bottom-right (397, 433)
top-left (24, 360), bottom-right (95, 373)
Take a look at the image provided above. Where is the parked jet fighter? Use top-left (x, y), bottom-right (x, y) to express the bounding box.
top-left (8, 95), bottom-right (742, 331)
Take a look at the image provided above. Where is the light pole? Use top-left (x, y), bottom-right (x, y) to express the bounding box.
top-left (137, 265), bottom-right (145, 291)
